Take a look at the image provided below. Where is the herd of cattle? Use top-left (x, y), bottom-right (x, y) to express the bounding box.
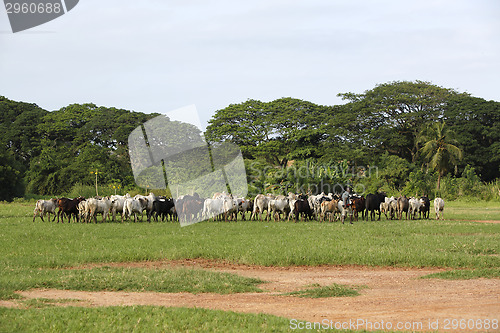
top-left (32, 191), bottom-right (446, 224)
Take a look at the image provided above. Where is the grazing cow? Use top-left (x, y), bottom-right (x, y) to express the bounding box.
top-left (397, 195), bottom-right (409, 220)
top-left (152, 198), bottom-right (175, 222)
top-left (87, 197), bottom-right (112, 223)
top-left (237, 198), bottom-right (253, 220)
top-left (434, 197), bottom-right (445, 220)
top-left (202, 198), bottom-right (224, 221)
top-left (351, 196), bottom-right (365, 221)
top-left (134, 193), bottom-right (157, 222)
top-left (251, 194), bottom-right (274, 221)
top-left (365, 193), bottom-right (386, 221)
top-left (110, 194), bottom-right (129, 222)
top-left (77, 200), bottom-right (90, 222)
top-left (124, 197), bottom-right (147, 222)
top-left (408, 197), bottom-right (422, 220)
top-left (176, 195), bottom-right (205, 222)
top-left (33, 198), bottom-right (58, 222)
top-left (294, 199), bottom-right (313, 222)
top-left (419, 195), bottom-right (430, 219)
top-left (320, 199), bottom-right (339, 222)
top-left (267, 197), bottom-right (290, 221)
top-left (57, 197), bottom-right (85, 223)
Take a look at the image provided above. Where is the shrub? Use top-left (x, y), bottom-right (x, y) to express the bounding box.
top-left (402, 170), bottom-right (435, 198)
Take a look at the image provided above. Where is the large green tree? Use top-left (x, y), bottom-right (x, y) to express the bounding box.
top-left (205, 98), bottom-right (331, 166)
top-left (0, 145), bottom-right (24, 200)
top-left (444, 95), bottom-right (500, 181)
top-left (29, 104), bottom-right (158, 194)
top-left (1, 98), bottom-right (160, 196)
top-left (338, 80), bottom-right (465, 162)
top-left (0, 96), bottom-right (47, 163)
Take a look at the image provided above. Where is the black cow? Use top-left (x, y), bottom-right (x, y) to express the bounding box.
top-left (294, 199), bottom-right (313, 222)
top-left (419, 195), bottom-right (430, 219)
top-left (365, 192), bottom-right (386, 221)
top-left (152, 198), bottom-right (175, 222)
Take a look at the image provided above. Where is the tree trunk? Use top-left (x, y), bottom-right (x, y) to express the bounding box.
top-left (437, 173), bottom-right (441, 191)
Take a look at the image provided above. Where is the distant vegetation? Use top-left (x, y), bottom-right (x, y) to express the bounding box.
top-left (1, 80), bottom-right (499, 201)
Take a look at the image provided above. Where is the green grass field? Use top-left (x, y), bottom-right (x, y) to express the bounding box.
top-left (281, 283), bottom-right (364, 298)
top-left (1, 200), bottom-right (499, 332)
top-left (1, 306), bottom-right (324, 333)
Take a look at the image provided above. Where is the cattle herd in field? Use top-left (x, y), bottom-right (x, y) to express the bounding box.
top-left (32, 191), bottom-right (446, 224)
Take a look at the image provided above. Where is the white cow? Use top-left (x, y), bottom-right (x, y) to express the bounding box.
top-left (267, 197), bottom-right (290, 221)
top-left (408, 197), bottom-right (423, 220)
top-left (385, 197), bottom-right (398, 220)
top-left (124, 197), bottom-right (147, 222)
top-left (134, 193), bottom-right (157, 221)
top-left (287, 200), bottom-right (297, 221)
top-left (77, 200), bottom-right (90, 222)
top-left (236, 197), bottom-right (252, 220)
top-left (87, 197), bottom-right (113, 223)
top-left (33, 198), bottom-right (58, 222)
top-left (308, 193), bottom-right (328, 219)
top-left (338, 200), bottom-right (353, 224)
top-left (380, 202), bottom-right (389, 219)
top-left (251, 194), bottom-right (274, 220)
top-left (110, 194), bottom-right (129, 222)
top-left (222, 196), bottom-right (238, 221)
top-left (202, 198), bottom-right (224, 221)
top-left (434, 197), bottom-right (445, 220)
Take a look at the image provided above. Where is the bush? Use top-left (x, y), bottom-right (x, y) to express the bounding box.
top-left (378, 153), bottom-right (413, 190)
top-left (65, 183), bottom-right (99, 198)
top-left (402, 170), bottom-right (435, 198)
top-left (458, 165), bottom-right (481, 197)
top-left (439, 175), bottom-right (460, 200)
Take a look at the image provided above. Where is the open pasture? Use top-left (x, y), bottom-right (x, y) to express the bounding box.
top-left (1, 200), bottom-right (499, 291)
top-left (1, 200), bottom-right (499, 332)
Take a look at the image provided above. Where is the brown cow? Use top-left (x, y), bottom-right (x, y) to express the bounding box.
top-left (320, 199), bottom-right (339, 222)
top-left (397, 195), bottom-right (409, 220)
top-left (57, 197), bottom-right (85, 223)
top-left (351, 196), bottom-right (366, 221)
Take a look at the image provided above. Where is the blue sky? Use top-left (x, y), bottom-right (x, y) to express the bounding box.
top-left (1, 0), bottom-right (499, 129)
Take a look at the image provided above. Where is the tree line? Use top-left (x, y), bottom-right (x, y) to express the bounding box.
top-left (1, 81), bottom-right (499, 201)
top-left (206, 81), bottom-right (499, 198)
top-left (0, 99), bottom-right (158, 201)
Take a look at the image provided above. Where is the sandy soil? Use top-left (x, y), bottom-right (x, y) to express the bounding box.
top-left (5, 259), bottom-right (499, 332)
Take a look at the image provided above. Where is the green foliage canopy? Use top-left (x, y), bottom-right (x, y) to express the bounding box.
top-left (1, 79), bottom-right (499, 200)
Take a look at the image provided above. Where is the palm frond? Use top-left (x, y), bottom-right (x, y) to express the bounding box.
top-left (419, 121), bottom-right (463, 180)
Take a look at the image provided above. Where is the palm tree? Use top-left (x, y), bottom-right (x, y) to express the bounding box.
top-left (418, 122), bottom-right (463, 190)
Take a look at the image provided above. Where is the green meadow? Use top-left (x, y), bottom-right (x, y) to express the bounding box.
top-left (1, 200), bottom-right (499, 332)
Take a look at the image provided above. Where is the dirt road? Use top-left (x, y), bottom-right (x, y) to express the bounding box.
top-left (6, 259), bottom-right (499, 332)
